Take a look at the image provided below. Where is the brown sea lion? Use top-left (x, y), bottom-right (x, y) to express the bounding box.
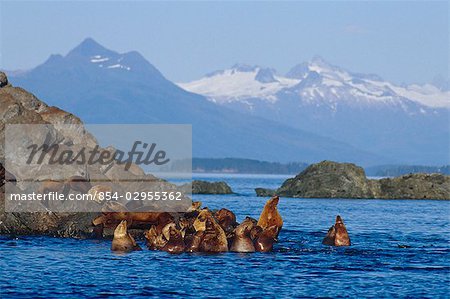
top-left (193, 209), bottom-right (209, 232)
top-left (161, 225), bottom-right (185, 254)
top-left (200, 217), bottom-right (229, 253)
top-left (230, 218), bottom-right (256, 253)
top-left (185, 231), bottom-right (204, 253)
top-left (88, 184), bottom-right (113, 203)
top-left (187, 201), bottom-right (202, 212)
top-left (257, 196), bottom-right (283, 236)
top-left (255, 225), bottom-right (279, 252)
top-left (37, 180), bottom-right (70, 195)
top-left (92, 201), bottom-right (130, 226)
top-left (111, 220), bottom-right (142, 252)
top-left (193, 209), bottom-right (228, 252)
top-left (145, 225), bottom-right (167, 250)
top-left (66, 175), bottom-right (92, 193)
top-left (214, 208), bottom-right (237, 234)
top-left (322, 215), bottom-right (351, 246)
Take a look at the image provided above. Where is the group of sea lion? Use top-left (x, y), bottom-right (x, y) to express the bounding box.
top-left (109, 195), bottom-right (351, 253)
top-left (111, 196), bottom-right (283, 253)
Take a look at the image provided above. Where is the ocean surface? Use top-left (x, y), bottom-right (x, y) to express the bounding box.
top-left (1, 174), bottom-right (449, 298)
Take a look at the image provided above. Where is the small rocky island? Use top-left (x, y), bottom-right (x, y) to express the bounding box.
top-left (256, 161), bottom-right (450, 200)
top-left (180, 180), bottom-right (233, 194)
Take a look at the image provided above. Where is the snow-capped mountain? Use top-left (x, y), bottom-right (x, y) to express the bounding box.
top-left (179, 57), bottom-right (450, 165)
top-left (8, 39), bottom-right (385, 166)
top-left (180, 56), bottom-right (449, 109)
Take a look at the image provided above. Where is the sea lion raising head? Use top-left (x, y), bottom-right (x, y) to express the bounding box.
top-left (111, 220), bottom-right (142, 252)
top-left (257, 196), bottom-right (283, 236)
top-left (334, 215), bottom-right (351, 246)
top-left (322, 215), bottom-right (351, 246)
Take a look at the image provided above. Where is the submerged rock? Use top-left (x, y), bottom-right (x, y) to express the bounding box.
top-left (181, 180), bottom-right (233, 194)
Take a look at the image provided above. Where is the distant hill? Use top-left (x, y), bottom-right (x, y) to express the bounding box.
top-left (366, 165), bottom-right (450, 177)
top-left (192, 158), bottom-right (308, 174)
top-left (8, 38), bottom-right (384, 166)
top-left (179, 58), bottom-right (450, 165)
top-left (186, 158), bottom-right (450, 176)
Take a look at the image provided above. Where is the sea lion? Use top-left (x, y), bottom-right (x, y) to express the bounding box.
top-left (37, 180), bottom-right (69, 195)
top-left (111, 220), bottom-right (142, 252)
top-left (88, 184), bottom-right (113, 203)
top-left (214, 208), bottom-right (237, 234)
top-left (66, 175), bottom-right (92, 193)
top-left (230, 218), bottom-right (256, 253)
top-left (257, 196), bottom-right (283, 236)
top-left (322, 215), bottom-right (351, 246)
top-left (161, 225), bottom-right (185, 254)
top-left (194, 209), bottom-right (228, 252)
top-left (193, 209), bottom-right (209, 232)
top-left (185, 231), bottom-right (204, 253)
top-left (92, 201), bottom-right (130, 226)
top-left (255, 225), bottom-right (279, 252)
top-left (145, 225), bottom-right (167, 250)
top-left (200, 217), bottom-right (229, 253)
top-left (187, 201), bottom-right (202, 212)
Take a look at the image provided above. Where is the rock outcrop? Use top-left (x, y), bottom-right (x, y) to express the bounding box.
top-left (271, 161), bottom-right (450, 200)
top-left (375, 173), bottom-right (450, 200)
top-left (277, 161), bottom-right (375, 198)
top-left (0, 72), bottom-right (188, 237)
top-left (180, 180), bottom-right (233, 194)
top-left (255, 188), bottom-right (276, 197)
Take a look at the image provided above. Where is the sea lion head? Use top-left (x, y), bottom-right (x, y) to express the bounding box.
top-left (267, 196), bottom-right (280, 208)
top-left (262, 225), bottom-right (278, 239)
top-left (162, 222), bottom-right (176, 241)
top-left (113, 220), bottom-right (128, 238)
top-left (187, 201), bottom-right (202, 212)
top-left (334, 215), bottom-right (351, 246)
top-left (193, 209), bottom-right (210, 232)
top-left (88, 185), bottom-right (113, 204)
top-left (250, 225), bottom-right (263, 241)
top-left (234, 218), bottom-right (255, 237)
top-left (214, 208), bottom-right (237, 233)
top-left (255, 225), bottom-right (279, 252)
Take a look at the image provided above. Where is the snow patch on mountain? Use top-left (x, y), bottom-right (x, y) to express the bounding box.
top-left (179, 58), bottom-right (449, 109)
top-left (178, 64), bottom-right (298, 103)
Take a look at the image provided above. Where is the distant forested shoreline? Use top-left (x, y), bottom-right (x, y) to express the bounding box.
top-left (190, 158), bottom-right (450, 176)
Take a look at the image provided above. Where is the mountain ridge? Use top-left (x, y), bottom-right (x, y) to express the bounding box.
top-left (179, 57), bottom-right (449, 165)
top-left (7, 38), bottom-right (387, 166)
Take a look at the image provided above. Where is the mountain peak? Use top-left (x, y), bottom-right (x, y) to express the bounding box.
top-left (67, 38), bottom-right (116, 58)
top-left (230, 63), bottom-right (259, 72)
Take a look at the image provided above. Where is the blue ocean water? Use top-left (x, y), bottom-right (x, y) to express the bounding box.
top-left (1, 174), bottom-right (449, 298)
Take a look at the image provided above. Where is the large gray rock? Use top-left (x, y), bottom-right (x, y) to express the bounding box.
top-left (181, 180), bottom-right (233, 194)
top-left (274, 160), bottom-right (450, 200)
top-left (277, 161), bottom-right (374, 198)
top-left (255, 188), bottom-right (276, 197)
top-left (0, 72), bottom-right (190, 237)
top-left (375, 173), bottom-right (450, 200)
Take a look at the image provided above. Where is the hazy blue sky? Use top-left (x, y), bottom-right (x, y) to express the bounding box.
top-left (1, 1), bottom-right (448, 84)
